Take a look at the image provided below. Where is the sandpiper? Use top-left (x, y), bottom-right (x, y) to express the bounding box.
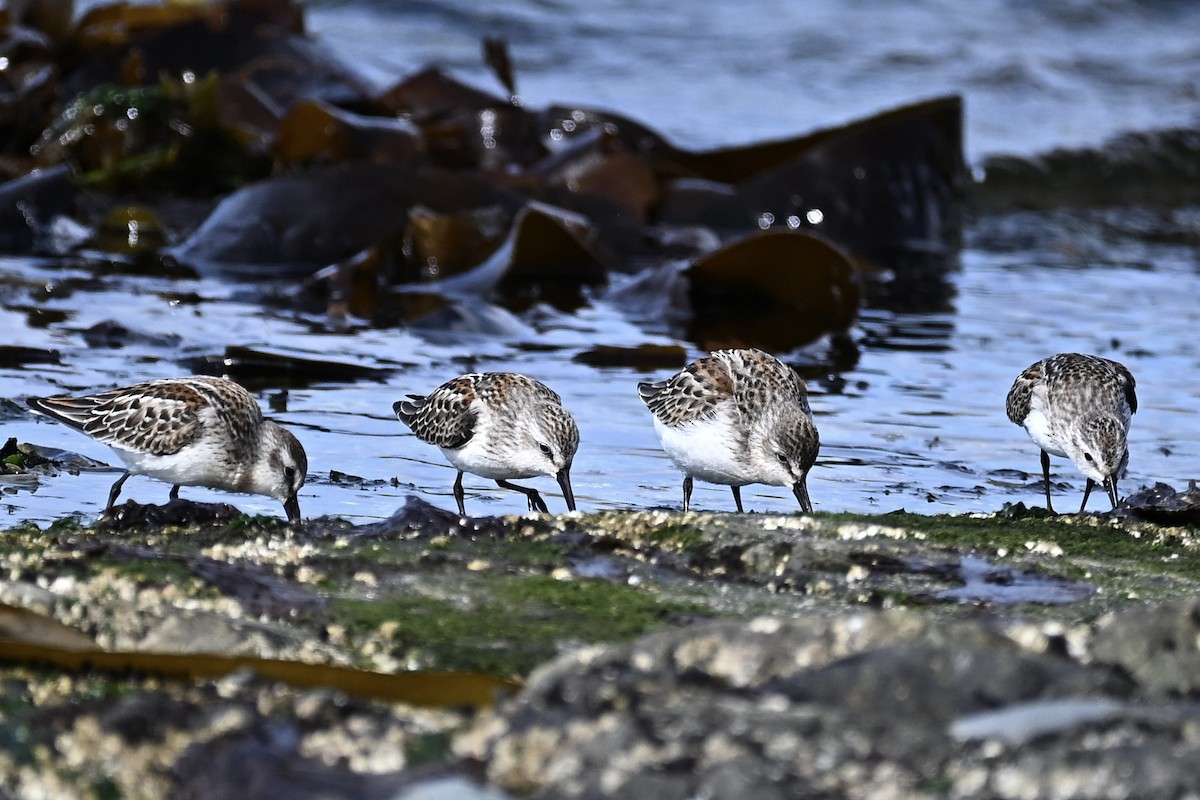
top-left (638, 348), bottom-right (820, 513)
top-left (394, 372), bottom-right (579, 515)
top-left (27, 376), bottom-right (307, 522)
top-left (1005, 352), bottom-right (1137, 513)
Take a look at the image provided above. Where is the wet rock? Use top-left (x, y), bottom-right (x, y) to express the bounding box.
top-left (1, 437), bottom-right (49, 470)
top-left (0, 597), bottom-right (96, 649)
top-left (98, 498), bottom-right (244, 530)
top-left (172, 719), bottom-right (410, 800)
top-left (353, 495), bottom-right (469, 540)
top-left (80, 319), bottom-right (182, 348)
top-left (456, 611), bottom-right (1162, 799)
top-left (0, 345), bottom-right (60, 367)
top-left (571, 344), bottom-right (688, 370)
top-left (0, 666), bottom-right (459, 800)
top-left (0, 164), bottom-right (77, 252)
top-left (1091, 598), bottom-right (1200, 696)
top-left (167, 163), bottom-right (520, 278)
top-left (181, 557), bottom-right (326, 619)
top-left (102, 691), bottom-right (208, 745)
top-left (4, 440), bottom-right (109, 472)
top-left (136, 610), bottom-right (310, 656)
top-left (113, 545), bottom-right (324, 622)
top-left (1122, 480), bottom-right (1200, 526)
top-left (394, 776), bottom-right (511, 800)
top-left (182, 345), bottom-right (392, 387)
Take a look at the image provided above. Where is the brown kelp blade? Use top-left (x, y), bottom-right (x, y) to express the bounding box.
top-left (662, 96), bottom-right (965, 264)
top-left (685, 230), bottom-right (860, 351)
top-left (274, 100), bottom-right (424, 166)
top-left (0, 604), bottom-right (518, 708)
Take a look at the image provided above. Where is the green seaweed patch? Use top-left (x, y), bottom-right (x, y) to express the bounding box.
top-left (91, 777), bottom-right (121, 800)
top-left (404, 731), bottom-right (455, 770)
top-left (46, 515), bottom-right (92, 536)
top-left (0, 522), bottom-right (58, 554)
top-left (100, 557), bottom-right (204, 590)
top-left (645, 523), bottom-right (709, 554)
top-left (341, 535), bottom-right (572, 570)
top-left (335, 574), bottom-right (706, 675)
top-left (875, 510), bottom-right (1200, 563)
top-left (221, 514), bottom-right (291, 535)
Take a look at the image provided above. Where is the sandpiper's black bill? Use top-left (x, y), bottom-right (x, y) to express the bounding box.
top-left (1103, 475), bottom-right (1120, 510)
top-left (557, 468), bottom-right (576, 512)
top-left (792, 479), bottom-right (813, 514)
top-left (283, 494), bottom-right (302, 524)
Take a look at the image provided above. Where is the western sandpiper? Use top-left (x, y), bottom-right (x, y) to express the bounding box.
top-left (394, 372), bottom-right (579, 515)
top-left (1006, 352), bottom-right (1137, 513)
top-left (27, 376), bottom-right (307, 523)
top-left (638, 348), bottom-right (820, 513)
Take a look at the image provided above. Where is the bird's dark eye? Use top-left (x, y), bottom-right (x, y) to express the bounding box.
top-left (776, 452), bottom-right (788, 465)
top-left (539, 444), bottom-right (553, 457)
top-left (285, 466), bottom-right (296, 481)
top-left (1084, 453), bottom-right (1094, 464)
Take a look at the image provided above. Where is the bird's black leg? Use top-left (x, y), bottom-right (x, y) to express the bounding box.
top-left (453, 471), bottom-right (466, 516)
top-left (169, 484), bottom-right (181, 501)
top-left (106, 472), bottom-right (131, 510)
top-left (682, 475), bottom-right (693, 512)
top-left (731, 485), bottom-right (744, 513)
top-left (1040, 450), bottom-right (1056, 514)
top-left (1080, 478), bottom-right (1094, 514)
top-left (496, 480), bottom-right (549, 513)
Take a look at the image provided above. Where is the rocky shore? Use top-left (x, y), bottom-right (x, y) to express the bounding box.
top-left (4, 498), bottom-right (1200, 798)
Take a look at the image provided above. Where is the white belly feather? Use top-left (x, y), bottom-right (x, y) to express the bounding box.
top-left (1022, 383), bottom-right (1068, 458)
top-left (653, 415), bottom-right (755, 487)
top-left (113, 437), bottom-right (240, 490)
top-left (1022, 407), bottom-right (1068, 459)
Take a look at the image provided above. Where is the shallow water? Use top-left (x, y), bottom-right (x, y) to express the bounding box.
top-left (4, 0), bottom-right (1200, 525)
top-left (3, 209), bottom-right (1199, 524)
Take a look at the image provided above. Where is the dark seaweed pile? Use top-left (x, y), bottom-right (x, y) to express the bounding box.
top-left (1, 0), bottom-right (965, 354)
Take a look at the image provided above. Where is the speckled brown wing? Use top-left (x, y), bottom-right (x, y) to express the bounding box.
top-left (1111, 360), bottom-right (1138, 415)
top-left (638, 354), bottom-right (733, 426)
top-left (184, 377), bottom-right (265, 459)
top-left (1005, 359), bottom-right (1044, 426)
top-left (476, 373), bottom-right (563, 408)
top-left (28, 379), bottom-right (213, 455)
top-left (394, 375), bottom-right (479, 449)
top-left (717, 348), bottom-right (810, 417)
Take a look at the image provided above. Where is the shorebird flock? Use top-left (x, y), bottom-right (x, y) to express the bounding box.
top-left (25, 349), bottom-right (1137, 522)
